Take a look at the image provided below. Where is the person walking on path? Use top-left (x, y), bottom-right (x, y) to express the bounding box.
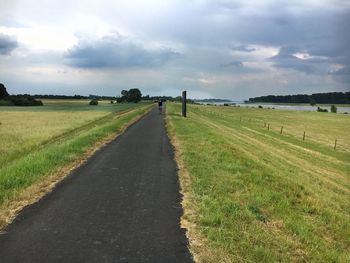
top-left (158, 99), bottom-right (163, 113)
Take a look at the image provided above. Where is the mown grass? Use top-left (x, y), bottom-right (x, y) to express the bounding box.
top-left (167, 103), bottom-right (350, 262)
top-left (0, 99), bottom-right (138, 112)
top-left (0, 100), bottom-right (149, 168)
top-left (0, 101), bottom-right (153, 205)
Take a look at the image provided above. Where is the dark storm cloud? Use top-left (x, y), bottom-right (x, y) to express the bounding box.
top-left (65, 34), bottom-right (180, 68)
top-left (0, 33), bottom-right (18, 55)
top-left (2, 0), bottom-right (350, 99)
top-left (147, 2), bottom-right (350, 73)
top-left (270, 47), bottom-right (330, 74)
top-left (226, 6), bottom-right (350, 80)
top-left (264, 7), bottom-right (350, 78)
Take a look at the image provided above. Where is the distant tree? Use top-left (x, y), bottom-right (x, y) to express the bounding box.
top-left (330, 105), bottom-right (337, 113)
top-left (126, 88), bottom-right (142, 103)
top-left (89, 99), bottom-right (98, 105)
top-left (0, 83), bottom-right (9, 99)
top-left (249, 92), bottom-right (350, 104)
top-left (118, 89), bottom-right (142, 103)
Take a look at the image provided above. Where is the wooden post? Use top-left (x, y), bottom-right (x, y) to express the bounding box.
top-left (264, 122), bottom-right (266, 127)
top-left (182, 91), bottom-right (187, 117)
top-left (303, 131), bottom-right (306, 141)
top-left (267, 124), bottom-right (270, 130)
top-left (280, 126), bottom-right (283, 134)
top-left (334, 139), bottom-right (337, 150)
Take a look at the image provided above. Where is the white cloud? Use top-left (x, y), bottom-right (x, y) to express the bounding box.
top-left (0, 25), bottom-right (76, 51)
top-left (0, 0), bottom-right (349, 99)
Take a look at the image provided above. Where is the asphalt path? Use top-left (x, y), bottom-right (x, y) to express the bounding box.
top-left (0, 107), bottom-right (193, 263)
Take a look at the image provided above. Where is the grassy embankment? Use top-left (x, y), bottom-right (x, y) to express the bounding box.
top-left (0, 100), bottom-right (153, 222)
top-left (167, 103), bottom-right (349, 262)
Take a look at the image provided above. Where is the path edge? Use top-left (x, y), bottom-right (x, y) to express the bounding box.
top-left (0, 105), bottom-right (153, 232)
top-left (165, 109), bottom-right (202, 263)
top-left (165, 106), bottom-right (235, 263)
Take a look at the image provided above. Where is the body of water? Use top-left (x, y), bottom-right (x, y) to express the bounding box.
top-left (197, 101), bottom-right (350, 113)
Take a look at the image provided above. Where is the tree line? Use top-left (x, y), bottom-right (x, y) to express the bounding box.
top-left (1, 82), bottom-right (194, 106)
top-left (34, 94), bottom-right (116, 100)
top-left (0, 83), bottom-right (43, 106)
top-left (248, 92), bottom-right (350, 104)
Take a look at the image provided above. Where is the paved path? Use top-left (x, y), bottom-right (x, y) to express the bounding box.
top-left (0, 107), bottom-right (193, 263)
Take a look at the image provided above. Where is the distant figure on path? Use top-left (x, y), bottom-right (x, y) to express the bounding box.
top-left (158, 99), bottom-right (163, 113)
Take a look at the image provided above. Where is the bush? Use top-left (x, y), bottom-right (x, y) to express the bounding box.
top-left (258, 105), bottom-right (263, 109)
top-left (317, 107), bottom-right (328, 112)
top-left (116, 97), bottom-right (124, 103)
top-left (10, 97), bottom-right (43, 106)
top-left (330, 105), bottom-right (337, 113)
top-left (89, 99), bottom-right (98, 105)
top-left (0, 100), bottom-right (14, 106)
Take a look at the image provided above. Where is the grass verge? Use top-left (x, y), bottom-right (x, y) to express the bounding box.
top-left (166, 103), bottom-right (349, 262)
top-left (166, 116), bottom-right (232, 263)
top-left (0, 104), bottom-right (153, 230)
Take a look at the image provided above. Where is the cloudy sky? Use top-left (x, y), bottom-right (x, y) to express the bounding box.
top-left (0, 0), bottom-right (349, 99)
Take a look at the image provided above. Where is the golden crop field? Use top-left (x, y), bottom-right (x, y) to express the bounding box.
top-left (0, 100), bottom-right (145, 168)
top-left (0, 100), bottom-right (152, 208)
top-left (0, 111), bottom-right (109, 167)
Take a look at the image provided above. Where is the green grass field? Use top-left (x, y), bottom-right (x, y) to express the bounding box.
top-left (167, 103), bottom-right (350, 262)
top-left (0, 100), bottom-right (146, 168)
top-left (0, 100), bottom-right (153, 207)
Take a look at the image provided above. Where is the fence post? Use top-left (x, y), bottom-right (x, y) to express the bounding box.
top-left (182, 91), bottom-right (187, 117)
top-left (267, 124), bottom-right (270, 130)
top-left (334, 139), bottom-right (337, 150)
top-left (280, 126), bottom-right (284, 134)
top-left (303, 131), bottom-right (306, 141)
